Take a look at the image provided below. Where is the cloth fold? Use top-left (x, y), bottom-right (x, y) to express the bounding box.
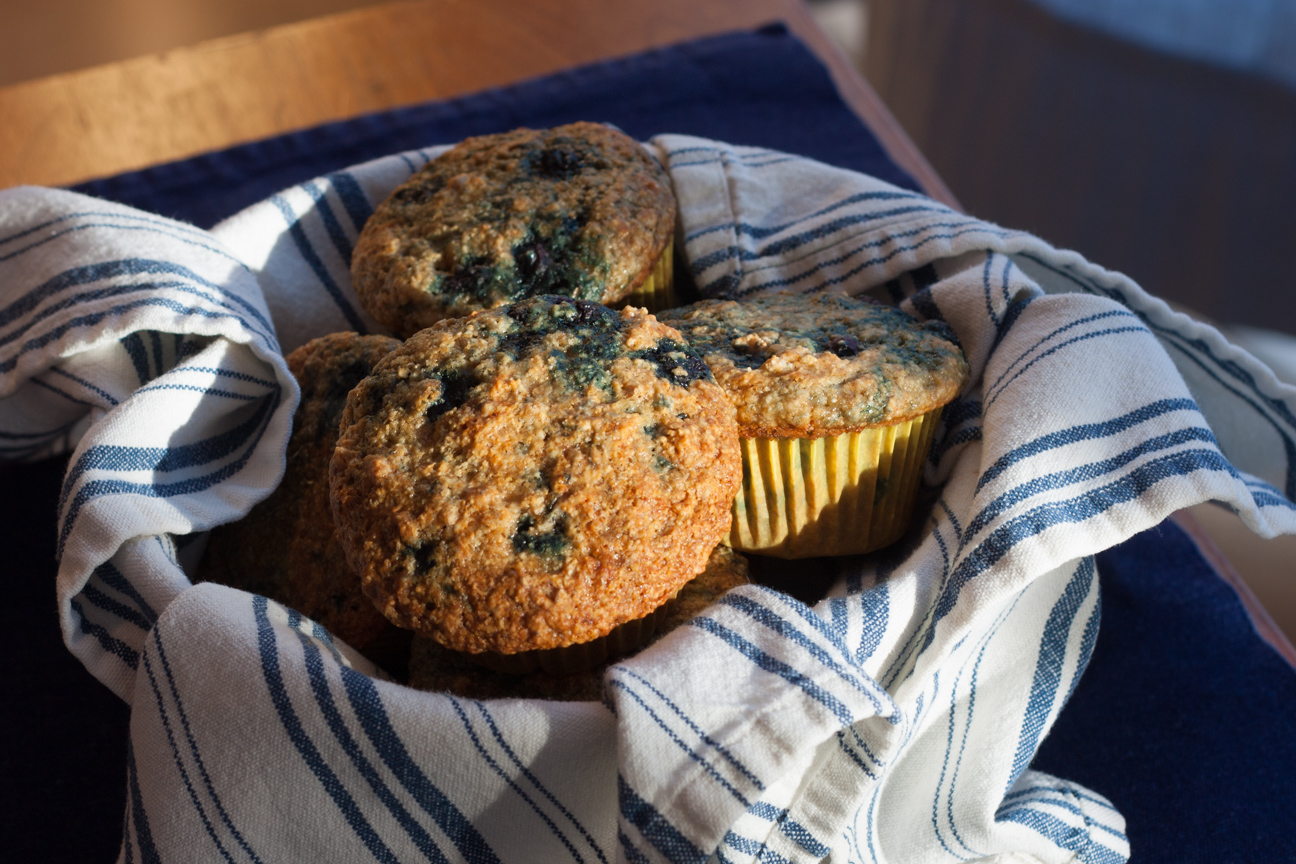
top-left (2, 135), bottom-right (1293, 864)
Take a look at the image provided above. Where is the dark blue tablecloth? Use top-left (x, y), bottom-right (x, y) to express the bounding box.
top-left (1038, 520), bottom-right (1296, 861)
top-left (70, 23), bottom-right (919, 230)
top-left (4, 23), bottom-right (1293, 862)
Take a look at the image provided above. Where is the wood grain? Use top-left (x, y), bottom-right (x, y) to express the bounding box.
top-left (0, 0), bottom-right (954, 207)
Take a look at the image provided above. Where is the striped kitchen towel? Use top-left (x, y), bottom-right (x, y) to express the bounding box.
top-left (3, 134), bottom-right (1294, 864)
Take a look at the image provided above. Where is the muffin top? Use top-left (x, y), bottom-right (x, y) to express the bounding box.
top-left (406, 544), bottom-right (750, 701)
top-left (351, 122), bottom-right (676, 336)
top-left (328, 295), bottom-right (741, 655)
top-left (656, 292), bottom-right (969, 438)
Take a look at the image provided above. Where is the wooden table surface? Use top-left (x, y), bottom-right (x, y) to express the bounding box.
top-left (0, 0), bottom-right (957, 207)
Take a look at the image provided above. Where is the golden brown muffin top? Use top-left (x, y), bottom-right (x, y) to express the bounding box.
top-left (407, 544), bottom-right (750, 701)
top-left (328, 296), bottom-right (741, 655)
top-left (350, 122), bottom-right (676, 336)
top-left (657, 292), bottom-right (969, 438)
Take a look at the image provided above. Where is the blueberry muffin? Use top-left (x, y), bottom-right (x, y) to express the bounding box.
top-left (407, 545), bottom-right (749, 701)
top-left (328, 295), bottom-right (741, 663)
top-left (351, 123), bottom-right (676, 337)
top-left (200, 332), bottom-right (412, 675)
top-left (657, 292), bottom-right (969, 558)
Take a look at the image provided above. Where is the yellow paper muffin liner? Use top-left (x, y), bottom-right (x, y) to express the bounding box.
top-left (469, 599), bottom-right (673, 676)
top-left (727, 407), bottom-right (944, 558)
top-left (619, 238), bottom-right (675, 313)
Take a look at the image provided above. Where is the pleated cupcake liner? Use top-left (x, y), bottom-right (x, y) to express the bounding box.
top-left (728, 406), bottom-right (943, 558)
top-left (620, 237), bottom-right (675, 313)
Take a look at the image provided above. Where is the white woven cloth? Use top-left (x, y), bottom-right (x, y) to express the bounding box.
top-left (3, 135), bottom-right (1295, 864)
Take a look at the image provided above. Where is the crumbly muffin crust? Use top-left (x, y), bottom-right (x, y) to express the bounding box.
top-left (407, 544), bottom-right (750, 701)
top-left (654, 543), bottom-right (749, 626)
top-left (656, 292), bottom-right (969, 438)
top-left (351, 122), bottom-right (676, 336)
top-left (329, 296), bottom-right (741, 655)
top-left (201, 332), bottom-right (410, 673)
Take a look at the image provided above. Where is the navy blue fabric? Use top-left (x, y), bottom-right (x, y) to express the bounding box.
top-left (70, 24), bottom-right (919, 229)
top-left (1033, 519), bottom-right (1296, 860)
top-left (6, 23), bottom-right (1294, 863)
top-left (1, 456), bottom-right (129, 862)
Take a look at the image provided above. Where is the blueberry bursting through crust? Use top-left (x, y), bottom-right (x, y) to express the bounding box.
top-left (327, 295), bottom-right (742, 657)
top-left (349, 122), bottom-right (677, 337)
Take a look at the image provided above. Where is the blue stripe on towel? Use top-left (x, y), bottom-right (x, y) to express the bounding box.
top-left (684, 190), bottom-right (931, 244)
top-left (986, 325), bottom-right (1156, 410)
top-left (120, 333), bottom-right (152, 383)
top-left (48, 366), bottom-right (121, 406)
top-left (616, 828), bottom-right (654, 864)
top-left (70, 598), bottom-right (139, 669)
top-left (448, 699), bottom-right (588, 862)
top-left (2, 296), bottom-right (273, 376)
top-left (152, 629), bottom-right (264, 864)
top-left (338, 666), bottom-right (500, 864)
top-left (997, 809), bottom-right (1126, 864)
top-left (292, 626), bottom-right (453, 864)
top-left (966, 427), bottom-right (1221, 541)
top-left (1008, 559), bottom-right (1096, 789)
top-left (58, 388), bottom-right (277, 516)
top-left (57, 389), bottom-right (279, 557)
top-left (80, 582), bottom-right (153, 632)
top-left (607, 677), bottom-right (751, 807)
top-left (475, 703), bottom-right (611, 864)
top-left (717, 593), bottom-right (893, 717)
top-left (302, 180), bottom-right (358, 267)
top-left (132, 382), bottom-right (260, 400)
top-left (932, 448), bottom-right (1237, 642)
top-left (690, 617), bottom-right (857, 727)
top-left (0, 257), bottom-right (274, 336)
top-left (180, 366), bottom-right (278, 387)
top-left (690, 204), bottom-right (952, 274)
top-left (976, 399), bottom-right (1199, 493)
top-left (723, 224), bottom-right (1008, 298)
top-left (140, 653), bottom-right (239, 863)
top-left (253, 597), bottom-right (403, 863)
top-left (94, 560), bottom-right (159, 623)
top-left (26, 376), bottom-right (96, 408)
top-left (744, 803), bottom-right (832, 858)
top-left (326, 171), bottom-right (375, 233)
top-left (618, 775), bottom-right (707, 864)
top-left (932, 598), bottom-right (1024, 858)
top-left (0, 215), bottom-right (252, 274)
top-left (613, 667), bottom-right (764, 793)
top-left (986, 309), bottom-right (1140, 400)
top-left (270, 194), bottom-right (368, 333)
top-left (1016, 253), bottom-right (1296, 500)
top-left (126, 742), bottom-right (164, 864)
top-left (982, 254), bottom-right (1003, 328)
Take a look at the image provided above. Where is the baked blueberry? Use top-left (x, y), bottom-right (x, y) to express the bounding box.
top-left (350, 123), bottom-right (677, 336)
top-left (329, 296), bottom-right (741, 657)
